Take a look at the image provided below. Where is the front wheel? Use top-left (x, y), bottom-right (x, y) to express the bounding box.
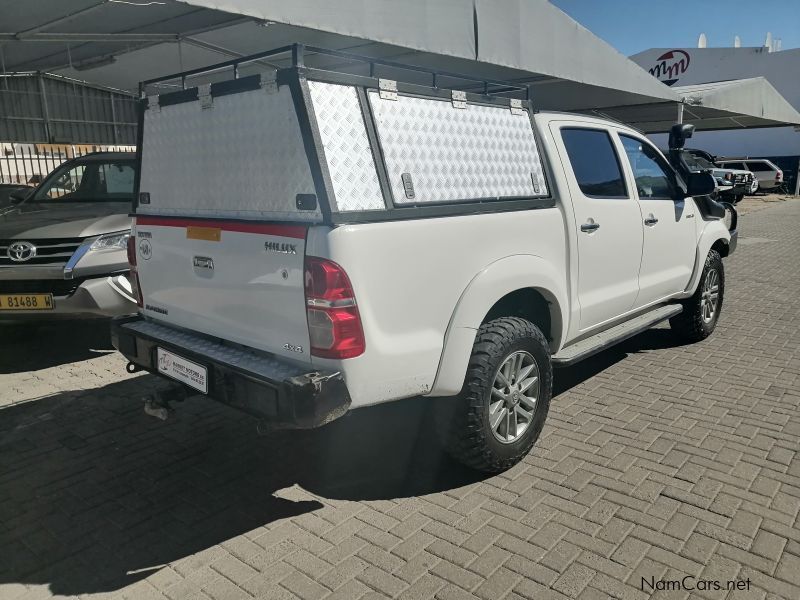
top-left (670, 249), bottom-right (724, 342)
top-left (436, 317), bottom-right (552, 473)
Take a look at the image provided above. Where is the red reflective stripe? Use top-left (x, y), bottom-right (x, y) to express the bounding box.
top-left (135, 216), bottom-right (307, 239)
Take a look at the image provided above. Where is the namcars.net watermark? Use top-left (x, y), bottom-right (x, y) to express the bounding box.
top-left (642, 576), bottom-right (751, 593)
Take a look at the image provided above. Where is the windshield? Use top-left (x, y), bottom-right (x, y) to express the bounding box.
top-left (31, 160), bottom-right (136, 203)
top-left (682, 153), bottom-right (714, 171)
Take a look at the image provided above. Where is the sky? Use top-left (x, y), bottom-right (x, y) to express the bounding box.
top-left (550, 0), bottom-right (800, 57)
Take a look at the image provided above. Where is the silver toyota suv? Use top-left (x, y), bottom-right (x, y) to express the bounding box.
top-left (0, 152), bottom-right (137, 319)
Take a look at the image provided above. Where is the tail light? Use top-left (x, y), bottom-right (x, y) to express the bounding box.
top-left (776, 170), bottom-right (783, 182)
top-left (126, 235), bottom-right (143, 308)
top-left (304, 256), bottom-right (365, 359)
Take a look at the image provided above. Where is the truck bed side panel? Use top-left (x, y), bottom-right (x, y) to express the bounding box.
top-left (307, 208), bottom-right (567, 408)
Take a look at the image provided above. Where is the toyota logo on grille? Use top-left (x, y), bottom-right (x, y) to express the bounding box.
top-left (7, 241), bottom-right (37, 262)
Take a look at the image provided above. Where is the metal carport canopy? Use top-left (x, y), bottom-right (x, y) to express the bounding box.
top-left (592, 77), bottom-right (800, 133)
top-left (2, 0), bottom-right (799, 133)
top-left (1, 0), bottom-right (680, 111)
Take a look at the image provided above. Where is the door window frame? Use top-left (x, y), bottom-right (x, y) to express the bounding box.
top-left (559, 126), bottom-right (630, 200)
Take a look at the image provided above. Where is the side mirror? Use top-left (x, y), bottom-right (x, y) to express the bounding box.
top-left (685, 171), bottom-right (716, 197)
top-left (9, 190), bottom-right (30, 205)
top-left (668, 123), bottom-right (695, 149)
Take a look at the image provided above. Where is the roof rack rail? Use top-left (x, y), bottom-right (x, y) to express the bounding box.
top-left (140, 43), bottom-right (532, 100)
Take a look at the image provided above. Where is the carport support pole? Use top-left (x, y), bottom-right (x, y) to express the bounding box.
top-left (0, 46), bottom-right (7, 91)
top-left (677, 102), bottom-right (684, 124)
top-left (38, 74), bottom-right (52, 143)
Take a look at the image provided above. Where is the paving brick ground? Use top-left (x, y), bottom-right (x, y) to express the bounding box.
top-left (1, 198), bottom-right (799, 600)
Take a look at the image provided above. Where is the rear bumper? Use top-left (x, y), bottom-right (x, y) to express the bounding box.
top-left (111, 316), bottom-right (351, 429)
top-left (0, 273), bottom-right (137, 320)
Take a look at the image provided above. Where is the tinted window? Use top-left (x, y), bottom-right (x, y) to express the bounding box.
top-left (561, 128), bottom-right (627, 198)
top-left (746, 161), bottom-right (773, 172)
top-left (620, 135), bottom-right (676, 199)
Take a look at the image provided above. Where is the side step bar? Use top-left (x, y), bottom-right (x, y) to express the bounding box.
top-left (552, 304), bottom-right (683, 367)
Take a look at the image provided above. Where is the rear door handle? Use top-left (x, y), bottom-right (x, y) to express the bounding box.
top-left (580, 222), bottom-right (600, 232)
top-left (644, 216), bottom-right (659, 226)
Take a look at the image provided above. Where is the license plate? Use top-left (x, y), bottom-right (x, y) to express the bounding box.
top-left (0, 293), bottom-right (54, 311)
top-left (156, 348), bottom-right (208, 393)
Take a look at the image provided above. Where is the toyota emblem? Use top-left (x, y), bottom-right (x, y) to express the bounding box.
top-left (7, 241), bottom-right (37, 262)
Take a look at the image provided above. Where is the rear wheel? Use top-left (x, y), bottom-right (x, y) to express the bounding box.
top-left (437, 317), bottom-right (552, 473)
top-left (670, 249), bottom-right (724, 342)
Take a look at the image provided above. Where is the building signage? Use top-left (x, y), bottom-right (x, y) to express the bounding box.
top-left (648, 50), bottom-right (690, 86)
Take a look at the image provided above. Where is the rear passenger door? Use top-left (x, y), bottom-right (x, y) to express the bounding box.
top-left (553, 124), bottom-right (644, 331)
top-left (617, 134), bottom-right (696, 307)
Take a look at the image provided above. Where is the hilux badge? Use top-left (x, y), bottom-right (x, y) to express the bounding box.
top-left (265, 241), bottom-right (297, 255)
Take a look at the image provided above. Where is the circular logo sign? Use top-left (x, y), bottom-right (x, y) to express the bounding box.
top-left (7, 241), bottom-right (37, 262)
top-left (139, 238), bottom-right (152, 260)
top-left (648, 49), bottom-right (691, 86)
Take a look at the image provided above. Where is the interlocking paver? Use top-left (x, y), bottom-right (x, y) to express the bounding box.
top-left (2, 197), bottom-right (800, 600)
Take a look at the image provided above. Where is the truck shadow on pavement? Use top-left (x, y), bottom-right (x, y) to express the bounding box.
top-left (0, 320), bottom-right (115, 374)
top-left (0, 376), bottom-right (482, 596)
top-left (0, 326), bottom-right (686, 596)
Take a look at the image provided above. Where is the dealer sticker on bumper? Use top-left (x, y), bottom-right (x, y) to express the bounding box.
top-left (156, 348), bottom-right (208, 394)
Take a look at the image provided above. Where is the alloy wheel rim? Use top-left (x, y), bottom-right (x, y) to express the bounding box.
top-left (489, 350), bottom-right (539, 444)
top-left (700, 269), bottom-right (720, 324)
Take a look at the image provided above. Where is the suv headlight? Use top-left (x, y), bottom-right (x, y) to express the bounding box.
top-left (90, 231), bottom-right (130, 251)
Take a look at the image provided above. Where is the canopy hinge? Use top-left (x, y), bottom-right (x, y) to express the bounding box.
top-left (510, 98), bottom-right (525, 116)
top-left (379, 78), bottom-right (397, 101)
top-left (451, 90), bottom-right (467, 109)
top-left (198, 83), bottom-right (213, 109)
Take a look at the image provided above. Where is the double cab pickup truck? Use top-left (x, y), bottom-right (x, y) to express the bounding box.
top-left (112, 45), bottom-right (737, 473)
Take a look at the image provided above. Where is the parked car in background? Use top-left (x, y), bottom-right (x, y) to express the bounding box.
top-left (0, 152), bottom-right (138, 319)
top-left (680, 150), bottom-right (751, 203)
top-left (112, 49), bottom-right (737, 473)
top-left (717, 158), bottom-right (783, 192)
top-left (0, 183), bottom-right (34, 214)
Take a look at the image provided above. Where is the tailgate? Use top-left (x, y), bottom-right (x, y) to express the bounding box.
top-left (134, 217), bottom-right (311, 362)
top-left (135, 77), bottom-right (320, 363)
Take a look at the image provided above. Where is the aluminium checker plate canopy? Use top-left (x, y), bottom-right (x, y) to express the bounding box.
top-left (135, 44), bottom-right (555, 226)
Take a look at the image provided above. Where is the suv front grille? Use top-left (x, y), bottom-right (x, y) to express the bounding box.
top-left (0, 278), bottom-right (83, 297)
top-left (0, 237), bottom-right (84, 267)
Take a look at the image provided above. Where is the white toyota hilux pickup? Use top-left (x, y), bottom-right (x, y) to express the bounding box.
top-left (113, 45), bottom-right (737, 473)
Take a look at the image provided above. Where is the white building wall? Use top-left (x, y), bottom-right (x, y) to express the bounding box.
top-left (630, 47), bottom-right (800, 157)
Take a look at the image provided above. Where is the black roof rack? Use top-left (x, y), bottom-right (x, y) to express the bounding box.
top-left (140, 43), bottom-right (532, 100)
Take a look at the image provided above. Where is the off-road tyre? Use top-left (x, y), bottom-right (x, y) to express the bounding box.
top-left (436, 317), bottom-right (552, 473)
top-left (669, 249), bottom-right (724, 342)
